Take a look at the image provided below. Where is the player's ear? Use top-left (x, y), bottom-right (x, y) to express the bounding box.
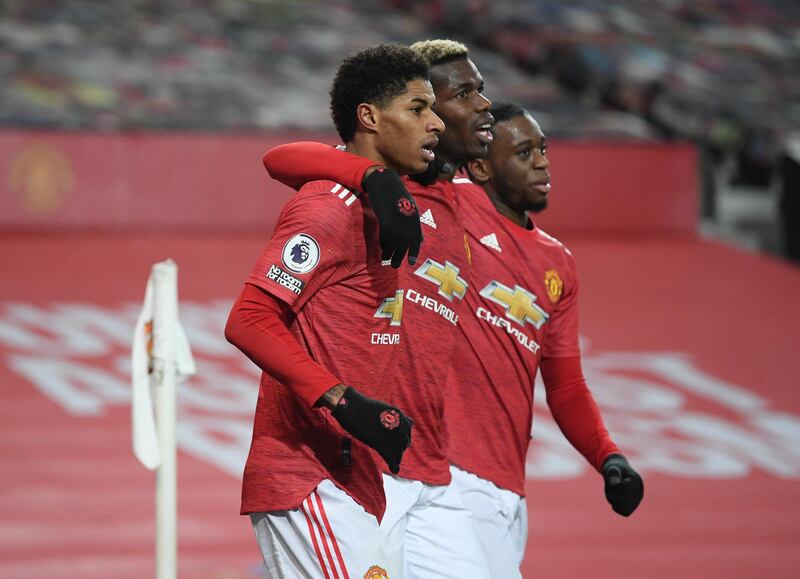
top-left (356, 103), bottom-right (379, 133)
top-left (467, 158), bottom-right (491, 184)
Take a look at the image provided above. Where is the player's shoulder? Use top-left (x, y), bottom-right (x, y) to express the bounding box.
top-left (451, 175), bottom-right (484, 195)
top-left (296, 179), bottom-right (360, 207)
top-left (283, 179), bottom-right (362, 220)
top-left (450, 175), bottom-right (493, 217)
top-left (534, 226), bottom-right (575, 263)
top-left (276, 180), bottom-right (361, 237)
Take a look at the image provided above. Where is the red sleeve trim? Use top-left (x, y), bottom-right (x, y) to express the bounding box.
top-left (224, 283), bottom-right (340, 407)
top-left (540, 356), bottom-right (620, 472)
top-left (263, 142), bottom-right (380, 192)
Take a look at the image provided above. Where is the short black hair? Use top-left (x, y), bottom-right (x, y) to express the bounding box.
top-left (490, 101), bottom-right (527, 125)
top-left (330, 44), bottom-right (429, 142)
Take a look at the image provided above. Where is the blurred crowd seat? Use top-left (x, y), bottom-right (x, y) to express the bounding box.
top-left (3, 1), bottom-right (796, 146)
top-left (0, 0), bottom-right (656, 138)
top-left (0, 0), bottom-right (425, 131)
top-left (393, 0), bottom-right (800, 150)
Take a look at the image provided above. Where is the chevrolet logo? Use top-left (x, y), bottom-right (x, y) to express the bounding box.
top-left (480, 281), bottom-right (549, 328)
top-left (374, 290), bottom-right (404, 326)
top-left (414, 259), bottom-right (468, 301)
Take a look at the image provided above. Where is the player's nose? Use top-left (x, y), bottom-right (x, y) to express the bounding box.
top-left (429, 110), bottom-right (445, 133)
top-left (533, 151), bottom-right (549, 170)
top-left (475, 91), bottom-right (491, 112)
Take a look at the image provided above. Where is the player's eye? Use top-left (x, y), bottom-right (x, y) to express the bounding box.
top-left (477, 83), bottom-right (485, 94)
top-left (517, 148), bottom-right (531, 159)
top-left (540, 144), bottom-right (548, 155)
top-left (411, 107), bottom-right (423, 115)
top-left (456, 90), bottom-right (468, 99)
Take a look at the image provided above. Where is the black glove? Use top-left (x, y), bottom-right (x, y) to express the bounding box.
top-left (362, 168), bottom-right (423, 268)
top-left (331, 386), bottom-right (413, 474)
top-left (602, 454), bottom-right (644, 517)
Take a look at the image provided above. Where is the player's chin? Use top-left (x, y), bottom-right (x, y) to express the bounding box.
top-left (392, 157), bottom-right (425, 176)
top-left (407, 158), bottom-right (431, 175)
top-left (528, 197), bottom-right (548, 213)
top-left (469, 140), bottom-right (490, 158)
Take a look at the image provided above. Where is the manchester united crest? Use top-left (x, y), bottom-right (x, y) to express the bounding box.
top-left (544, 269), bottom-right (563, 303)
top-left (9, 144), bottom-right (73, 214)
top-left (363, 565), bottom-right (389, 579)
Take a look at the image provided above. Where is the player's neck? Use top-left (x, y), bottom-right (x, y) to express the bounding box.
top-left (485, 189), bottom-right (528, 228)
top-left (409, 154), bottom-right (457, 186)
top-left (435, 153), bottom-right (458, 182)
top-left (344, 140), bottom-right (392, 173)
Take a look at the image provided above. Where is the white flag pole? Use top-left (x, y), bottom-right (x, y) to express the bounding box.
top-left (131, 259), bottom-right (194, 579)
top-left (151, 260), bottom-right (179, 579)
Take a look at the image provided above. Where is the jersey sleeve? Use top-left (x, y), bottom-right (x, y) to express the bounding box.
top-left (540, 356), bottom-right (620, 472)
top-left (541, 252), bottom-right (581, 359)
top-left (263, 142), bottom-right (380, 192)
top-left (225, 284), bottom-right (340, 407)
top-left (247, 180), bottom-right (355, 314)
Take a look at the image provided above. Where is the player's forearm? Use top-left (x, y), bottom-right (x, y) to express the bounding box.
top-left (225, 284), bottom-right (341, 407)
top-left (263, 141), bottom-right (381, 191)
top-left (540, 357), bottom-right (620, 472)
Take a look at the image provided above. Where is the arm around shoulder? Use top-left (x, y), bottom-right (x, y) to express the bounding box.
top-left (263, 142), bottom-right (380, 191)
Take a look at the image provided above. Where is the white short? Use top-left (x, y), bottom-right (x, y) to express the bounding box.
top-left (449, 465), bottom-right (528, 579)
top-left (380, 473), bottom-right (491, 578)
top-left (250, 479), bottom-right (394, 579)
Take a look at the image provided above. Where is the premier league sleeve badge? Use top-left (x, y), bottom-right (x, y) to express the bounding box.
top-left (281, 233), bottom-right (321, 274)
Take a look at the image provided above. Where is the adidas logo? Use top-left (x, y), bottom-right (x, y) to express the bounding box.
top-left (480, 233), bottom-right (502, 252)
top-left (420, 208), bottom-right (437, 229)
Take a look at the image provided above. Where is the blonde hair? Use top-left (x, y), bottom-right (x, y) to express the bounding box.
top-left (409, 39), bottom-right (468, 66)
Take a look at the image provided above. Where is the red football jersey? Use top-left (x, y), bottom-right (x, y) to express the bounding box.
top-left (262, 142), bottom-right (472, 486)
top-left (386, 178), bottom-right (471, 485)
top-left (241, 179), bottom-right (405, 520)
top-left (445, 178), bottom-right (581, 495)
